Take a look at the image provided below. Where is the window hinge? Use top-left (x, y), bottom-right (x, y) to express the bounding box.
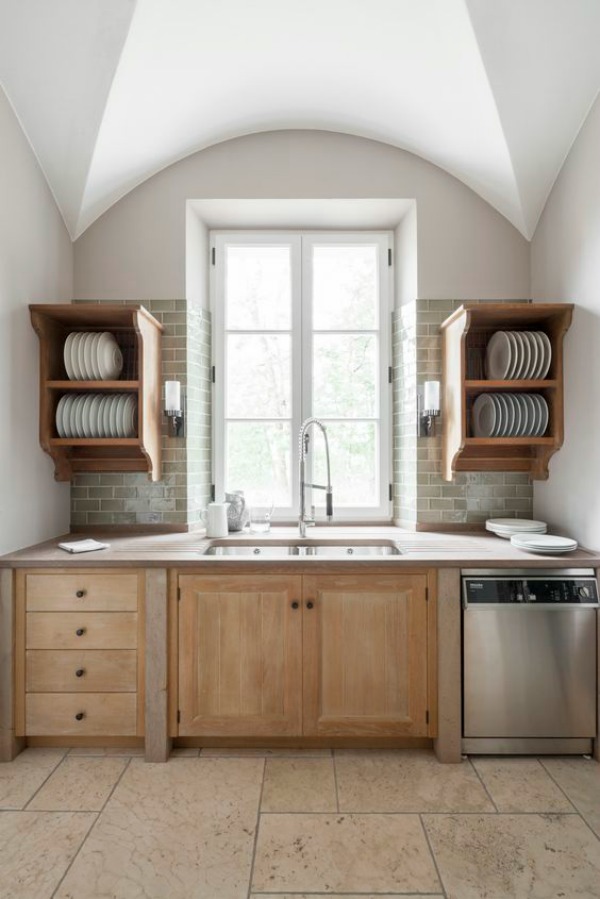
top-left (211, 247), bottom-right (216, 265)
top-left (388, 365), bottom-right (393, 384)
top-left (426, 709), bottom-right (430, 725)
top-left (389, 483), bottom-right (393, 502)
top-left (211, 484), bottom-right (215, 502)
top-left (388, 248), bottom-right (392, 266)
top-left (177, 710), bottom-right (181, 723)
top-left (211, 365), bottom-right (215, 383)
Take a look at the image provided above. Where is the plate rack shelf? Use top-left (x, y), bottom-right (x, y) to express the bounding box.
top-left (440, 303), bottom-right (573, 481)
top-left (30, 304), bottom-right (164, 482)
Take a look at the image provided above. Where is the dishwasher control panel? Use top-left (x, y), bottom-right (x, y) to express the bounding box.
top-left (463, 576), bottom-right (599, 605)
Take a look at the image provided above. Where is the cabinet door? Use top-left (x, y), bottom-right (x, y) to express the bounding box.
top-left (178, 575), bottom-right (302, 736)
top-left (303, 574), bottom-right (430, 737)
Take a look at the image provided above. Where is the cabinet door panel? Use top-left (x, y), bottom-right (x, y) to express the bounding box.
top-left (178, 575), bottom-right (302, 736)
top-left (303, 574), bottom-right (429, 736)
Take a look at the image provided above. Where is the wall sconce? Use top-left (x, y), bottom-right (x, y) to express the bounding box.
top-left (418, 380), bottom-right (441, 437)
top-left (164, 380), bottom-right (185, 437)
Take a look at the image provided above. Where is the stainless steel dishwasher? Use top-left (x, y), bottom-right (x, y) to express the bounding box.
top-left (462, 569), bottom-right (598, 755)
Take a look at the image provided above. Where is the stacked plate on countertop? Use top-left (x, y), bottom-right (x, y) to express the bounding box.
top-left (486, 518), bottom-right (547, 538)
top-left (510, 534), bottom-right (579, 555)
top-left (64, 332), bottom-right (123, 380)
top-left (472, 393), bottom-right (549, 437)
top-left (485, 330), bottom-right (552, 380)
top-left (55, 393), bottom-right (137, 438)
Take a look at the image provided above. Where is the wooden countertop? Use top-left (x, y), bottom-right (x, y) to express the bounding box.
top-left (1, 526), bottom-right (598, 569)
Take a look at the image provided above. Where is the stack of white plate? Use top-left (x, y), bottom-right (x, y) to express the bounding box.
top-left (64, 332), bottom-right (123, 380)
top-left (472, 393), bottom-right (549, 437)
top-left (486, 518), bottom-right (548, 538)
top-left (485, 331), bottom-right (551, 380)
top-left (55, 393), bottom-right (137, 438)
top-left (510, 534), bottom-right (578, 554)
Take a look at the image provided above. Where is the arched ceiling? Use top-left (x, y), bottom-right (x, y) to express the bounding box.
top-left (1, 0), bottom-right (599, 240)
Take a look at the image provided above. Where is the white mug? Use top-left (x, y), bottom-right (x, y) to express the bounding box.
top-left (202, 502), bottom-right (229, 537)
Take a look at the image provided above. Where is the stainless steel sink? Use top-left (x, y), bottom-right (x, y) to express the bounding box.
top-left (203, 540), bottom-right (402, 557)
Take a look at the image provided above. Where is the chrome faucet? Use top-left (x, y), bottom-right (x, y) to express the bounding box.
top-left (298, 417), bottom-right (333, 537)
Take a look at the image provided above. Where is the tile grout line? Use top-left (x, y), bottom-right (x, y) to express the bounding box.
top-left (539, 759), bottom-right (600, 844)
top-left (21, 749), bottom-right (70, 811)
top-left (49, 755), bottom-right (133, 899)
top-left (332, 748), bottom-right (340, 813)
top-left (418, 813), bottom-right (449, 899)
top-left (245, 756), bottom-right (267, 899)
top-left (255, 809), bottom-right (582, 817)
top-left (466, 756), bottom-right (499, 813)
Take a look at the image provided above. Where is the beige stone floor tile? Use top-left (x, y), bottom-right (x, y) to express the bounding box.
top-left (200, 746), bottom-right (331, 757)
top-left (472, 758), bottom-right (575, 813)
top-left (424, 813), bottom-right (600, 899)
top-left (68, 746), bottom-right (144, 757)
top-left (27, 757), bottom-right (128, 811)
top-left (542, 757), bottom-right (600, 837)
top-left (252, 813), bottom-right (441, 894)
top-left (261, 758), bottom-right (337, 812)
top-left (0, 748), bottom-right (66, 809)
top-left (335, 749), bottom-right (494, 812)
top-left (0, 810), bottom-right (95, 899)
top-left (54, 757), bottom-right (263, 899)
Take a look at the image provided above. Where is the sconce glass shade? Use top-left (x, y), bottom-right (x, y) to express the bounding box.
top-left (165, 380), bottom-right (181, 412)
top-left (423, 380), bottom-right (440, 413)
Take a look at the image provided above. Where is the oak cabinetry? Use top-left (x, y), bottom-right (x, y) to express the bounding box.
top-left (440, 303), bottom-right (573, 481)
top-left (177, 575), bottom-right (302, 737)
top-left (15, 570), bottom-right (145, 737)
top-left (29, 304), bottom-right (163, 481)
top-left (175, 571), bottom-right (436, 739)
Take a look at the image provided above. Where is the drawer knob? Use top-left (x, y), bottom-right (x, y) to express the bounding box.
top-left (76, 590), bottom-right (87, 598)
top-left (75, 668), bottom-right (85, 678)
top-left (75, 628), bottom-right (86, 637)
top-left (75, 712), bottom-right (85, 721)
top-left (291, 601), bottom-right (299, 609)
top-left (306, 600), bottom-right (314, 609)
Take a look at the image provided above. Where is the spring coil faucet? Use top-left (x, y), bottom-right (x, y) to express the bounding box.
top-left (298, 417), bottom-right (333, 537)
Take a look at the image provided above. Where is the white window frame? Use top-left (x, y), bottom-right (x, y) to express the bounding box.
top-left (211, 230), bottom-right (393, 521)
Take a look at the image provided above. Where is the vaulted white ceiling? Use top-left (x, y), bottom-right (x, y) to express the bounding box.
top-left (1, 0), bottom-right (599, 240)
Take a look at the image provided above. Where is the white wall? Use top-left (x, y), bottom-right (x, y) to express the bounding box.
top-left (0, 87), bottom-right (72, 553)
top-left (531, 92), bottom-right (600, 550)
top-left (74, 130), bottom-right (530, 301)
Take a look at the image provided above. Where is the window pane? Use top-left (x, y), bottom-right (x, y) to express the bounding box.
top-left (312, 245), bottom-right (378, 330)
top-left (227, 334), bottom-right (291, 418)
top-left (226, 422), bottom-right (291, 506)
top-left (226, 246), bottom-right (291, 330)
top-left (313, 334), bottom-right (377, 418)
top-left (311, 421), bottom-right (378, 507)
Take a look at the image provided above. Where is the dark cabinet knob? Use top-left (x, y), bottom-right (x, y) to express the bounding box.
top-left (291, 601), bottom-right (299, 609)
top-left (75, 712), bottom-right (85, 721)
top-left (75, 628), bottom-right (86, 637)
top-left (306, 600), bottom-right (314, 609)
top-left (75, 669), bottom-right (85, 678)
top-left (75, 590), bottom-right (87, 598)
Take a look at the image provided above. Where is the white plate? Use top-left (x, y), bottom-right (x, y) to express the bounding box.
top-left (90, 333), bottom-right (102, 379)
top-left (62, 394), bottom-right (75, 437)
top-left (69, 333), bottom-right (82, 380)
top-left (537, 331), bottom-right (552, 379)
top-left (537, 394), bottom-right (549, 436)
top-left (82, 333), bottom-right (95, 380)
top-left (95, 395), bottom-right (107, 437)
top-left (485, 332), bottom-right (513, 380)
top-left (502, 393), bottom-right (516, 436)
top-left (505, 331), bottom-right (520, 379)
top-left (487, 517), bottom-right (548, 530)
top-left (511, 534), bottom-right (578, 553)
top-left (495, 393), bottom-right (510, 437)
top-left (64, 334), bottom-right (76, 380)
top-left (524, 332), bottom-right (538, 379)
top-left (55, 395), bottom-right (68, 436)
top-left (122, 395), bottom-right (137, 437)
top-left (513, 332), bottom-right (530, 380)
top-left (103, 395), bottom-right (115, 437)
top-left (507, 393), bottom-right (522, 437)
top-left (109, 395), bottom-right (120, 438)
top-left (116, 394), bottom-right (129, 437)
top-left (530, 394), bottom-right (542, 436)
top-left (523, 394), bottom-right (537, 436)
top-left (80, 394), bottom-right (93, 437)
top-left (73, 395), bottom-right (85, 437)
top-left (76, 333), bottom-right (88, 380)
top-left (97, 333), bottom-right (123, 380)
top-left (472, 394), bottom-right (497, 437)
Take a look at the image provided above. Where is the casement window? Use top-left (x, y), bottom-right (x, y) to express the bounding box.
top-left (211, 231), bottom-right (392, 519)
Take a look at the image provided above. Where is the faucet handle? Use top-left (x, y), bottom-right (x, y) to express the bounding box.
top-left (326, 490), bottom-right (333, 519)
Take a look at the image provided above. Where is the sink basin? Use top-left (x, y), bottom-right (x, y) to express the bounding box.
top-left (203, 540), bottom-right (402, 557)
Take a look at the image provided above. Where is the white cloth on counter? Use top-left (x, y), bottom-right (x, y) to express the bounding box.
top-left (58, 539), bottom-right (110, 554)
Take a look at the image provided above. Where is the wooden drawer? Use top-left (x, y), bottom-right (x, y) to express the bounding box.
top-left (26, 650), bottom-right (137, 693)
top-left (26, 693), bottom-right (137, 736)
top-left (25, 572), bottom-right (139, 612)
top-left (26, 612), bottom-right (137, 650)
